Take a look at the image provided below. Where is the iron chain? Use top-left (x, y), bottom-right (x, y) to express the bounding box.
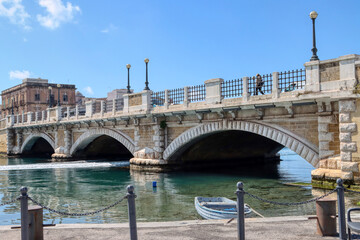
top-left (0, 196), bottom-right (21, 207)
top-left (28, 195), bottom-right (127, 216)
top-left (244, 188), bottom-right (337, 206)
top-left (344, 188), bottom-right (360, 194)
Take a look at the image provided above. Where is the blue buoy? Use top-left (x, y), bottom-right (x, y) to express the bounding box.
top-left (152, 181), bottom-right (157, 188)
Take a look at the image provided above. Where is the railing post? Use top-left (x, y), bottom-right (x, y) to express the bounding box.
top-left (242, 77), bottom-right (250, 102)
top-left (112, 99), bottom-right (116, 115)
top-left (126, 185), bottom-right (138, 240)
top-left (236, 182), bottom-right (245, 240)
top-left (75, 105), bottom-right (79, 119)
top-left (164, 90), bottom-right (169, 109)
top-left (20, 186), bottom-right (29, 240)
top-left (27, 112), bottom-right (32, 124)
top-left (336, 178), bottom-right (346, 240)
top-left (272, 72), bottom-right (279, 99)
top-left (183, 87), bottom-right (189, 107)
top-left (100, 100), bottom-right (105, 116)
top-left (67, 107), bottom-right (70, 120)
top-left (42, 110), bottom-right (46, 122)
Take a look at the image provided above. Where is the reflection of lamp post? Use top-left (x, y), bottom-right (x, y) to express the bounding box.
top-left (48, 86), bottom-right (52, 108)
top-left (57, 84), bottom-right (61, 106)
top-left (126, 64), bottom-right (131, 94)
top-left (310, 11), bottom-right (319, 61)
top-left (144, 58), bottom-right (150, 90)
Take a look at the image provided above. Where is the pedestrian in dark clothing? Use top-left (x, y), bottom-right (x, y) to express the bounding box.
top-left (255, 74), bottom-right (265, 95)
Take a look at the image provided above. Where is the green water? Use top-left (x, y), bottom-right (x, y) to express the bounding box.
top-left (0, 149), bottom-right (345, 225)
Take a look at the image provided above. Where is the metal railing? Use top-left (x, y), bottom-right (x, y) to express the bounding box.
top-left (188, 84), bottom-right (206, 103)
top-left (115, 99), bottom-right (124, 111)
top-left (168, 88), bottom-right (184, 105)
top-left (236, 178), bottom-right (347, 240)
top-left (152, 91), bottom-right (165, 106)
top-left (106, 100), bottom-right (113, 113)
top-left (248, 73), bottom-right (273, 96)
top-left (93, 102), bottom-right (101, 114)
top-left (279, 69), bottom-right (306, 92)
top-left (0, 174), bottom-right (354, 240)
top-left (222, 79), bottom-right (243, 99)
top-left (2, 185), bottom-right (138, 240)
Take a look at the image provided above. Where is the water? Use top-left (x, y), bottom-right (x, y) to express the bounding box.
top-left (0, 148), bottom-right (348, 225)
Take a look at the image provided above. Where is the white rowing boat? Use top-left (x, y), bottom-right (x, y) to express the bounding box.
top-left (195, 197), bottom-right (252, 220)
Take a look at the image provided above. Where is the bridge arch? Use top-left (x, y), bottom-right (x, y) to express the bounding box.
top-left (70, 128), bottom-right (135, 156)
top-left (21, 133), bottom-right (55, 153)
top-left (163, 120), bottom-right (320, 167)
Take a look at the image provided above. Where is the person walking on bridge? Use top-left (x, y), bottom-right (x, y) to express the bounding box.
top-left (255, 74), bottom-right (265, 95)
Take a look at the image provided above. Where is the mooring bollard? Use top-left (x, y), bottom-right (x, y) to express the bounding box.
top-left (336, 178), bottom-right (346, 240)
top-left (236, 182), bottom-right (245, 240)
top-left (126, 185), bottom-right (138, 240)
top-left (20, 186), bottom-right (29, 240)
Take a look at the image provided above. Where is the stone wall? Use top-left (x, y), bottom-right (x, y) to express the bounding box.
top-left (339, 99), bottom-right (359, 182)
top-left (320, 62), bottom-right (340, 82)
top-left (274, 119), bottom-right (318, 147)
top-left (0, 130), bottom-right (7, 154)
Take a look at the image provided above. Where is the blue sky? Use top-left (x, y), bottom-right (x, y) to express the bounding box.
top-left (0, 0), bottom-right (359, 98)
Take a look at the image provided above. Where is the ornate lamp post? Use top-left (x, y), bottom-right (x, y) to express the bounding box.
top-left (57, 84), bottom-right (61, 107)
top-left (144, 58), bottom-right (150, 90)
top-left (310, 11), bottom-right (319, 61)
top-left (126, 64), bottom-right (131, 94)
top-left (48, 86), bottom-right (52, 108)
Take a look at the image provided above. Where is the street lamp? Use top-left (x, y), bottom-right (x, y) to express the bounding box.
top-left (126, 64), bottom-right (131, 94)
top-left (57, 84), bottom-right (61, 106)
top-left (144, 58), bottom-right (150, 90)
top-left (310, 11), bottom-right (319, 61)
top-left (48, 86), bottom-right (52, 108)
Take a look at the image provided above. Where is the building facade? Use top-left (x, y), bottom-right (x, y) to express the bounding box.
top-left (1, 78), bottom-right (76, 118)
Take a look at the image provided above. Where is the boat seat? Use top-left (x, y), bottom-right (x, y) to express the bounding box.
top-left (202, 202), bottom-right (236, 208)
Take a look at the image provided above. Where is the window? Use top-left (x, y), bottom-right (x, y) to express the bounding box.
top-left (63, 94), bottom-right (68, 102)
top-left (35, 94), bottom-right (40, 101)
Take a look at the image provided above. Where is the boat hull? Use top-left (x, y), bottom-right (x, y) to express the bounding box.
top-left (195, 197), bottom-right (251, 220)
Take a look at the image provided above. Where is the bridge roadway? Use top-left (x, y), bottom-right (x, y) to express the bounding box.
top-left (1, 54), bottom-right (360, 187)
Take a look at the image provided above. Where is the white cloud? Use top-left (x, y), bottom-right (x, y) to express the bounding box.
top-left (83, 86), bottom-right (94, 95)
top-left (0, 0), bottom-right (31, 30)
top-left (101, 24), bottom-right (117, 34)
top-left (23, 37), bottom-right (27, 42)
top-left (9, 70), bottom-right (30, 79)
top-left (36, 0), bottom-right (80, 29)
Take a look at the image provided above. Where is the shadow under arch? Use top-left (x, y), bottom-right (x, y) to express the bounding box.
top-left (20, 133), bottom-right (55, 156)
top-left (70, 128), bottom-right (135, 159)
top-left (163, 120), bottom-right (319, 167)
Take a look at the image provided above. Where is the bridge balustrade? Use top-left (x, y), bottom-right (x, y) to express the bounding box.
top-left (278, 69), bottom-right (306, 92)
top-left (115, 98), bottom-right (124, 111)
top-left (188, 84), bottom-right (206, 103)
top-left (105, 100), bottom-right (113, 113)
top-left (168, 88), bottom-right (184, 105)
top-left (221, 78), bottom-right (243, 99)
top-left (151, 91), bottom-right (165, 106)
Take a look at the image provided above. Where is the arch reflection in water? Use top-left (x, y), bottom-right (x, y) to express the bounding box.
top-left (0, 150), bottom-right (320, 225)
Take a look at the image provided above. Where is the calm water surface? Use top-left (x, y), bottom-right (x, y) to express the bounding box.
top-left (0, 149), bottom-right (355, 225)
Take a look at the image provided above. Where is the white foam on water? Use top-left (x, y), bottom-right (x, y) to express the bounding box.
top-left (0, 161), bottom-right (130, 171)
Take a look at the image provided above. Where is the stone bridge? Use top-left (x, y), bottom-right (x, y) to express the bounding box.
top-left (1, 54), bottom-right (360, 187)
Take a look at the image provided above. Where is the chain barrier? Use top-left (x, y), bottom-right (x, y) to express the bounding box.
top-left (28, 195), bottom-right (127, 216)
top-left (0, 196), bottom-right (21, 207)
top-left (344, 188), bottom-right (360, 194)
top-left (244, 188), bottom-right (337, 206)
